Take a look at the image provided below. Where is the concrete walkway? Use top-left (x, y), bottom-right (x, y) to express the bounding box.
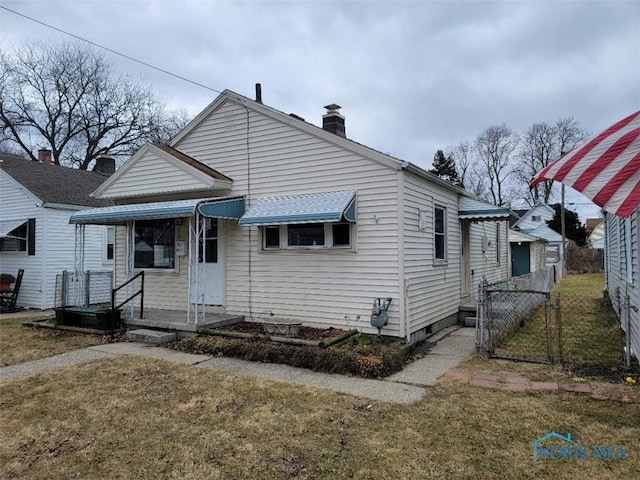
top-left (0, 326), bottom-right (477, 405)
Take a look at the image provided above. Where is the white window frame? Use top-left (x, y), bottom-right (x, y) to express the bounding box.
top-left (104, 226), bottom-right (115, 264)
top-left (132, 219), bottom-right (177, 271)
top-left (434, 205), bottom-right (447, 263)
top-left (261, 222), bottom-right (354, 251)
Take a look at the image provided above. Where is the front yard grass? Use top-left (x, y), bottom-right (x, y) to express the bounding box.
top-left (0, 356), bottom-right (637, 479)
top-left (0, 315), bottom-right (109, 367)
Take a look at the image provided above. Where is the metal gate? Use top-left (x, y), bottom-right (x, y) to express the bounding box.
top-left (484, 288), bottom-right (563, 364)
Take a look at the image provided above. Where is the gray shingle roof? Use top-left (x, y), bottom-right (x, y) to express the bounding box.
top-left (0, 153), bottom-right (112, 207)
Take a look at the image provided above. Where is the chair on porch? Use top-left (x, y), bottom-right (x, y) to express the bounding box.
top-left (1, 269), bottom-right (24, 313)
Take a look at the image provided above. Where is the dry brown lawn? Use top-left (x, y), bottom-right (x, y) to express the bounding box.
top-left (0, 315), bottom-right (108, 366)
top-left (1, 356), bottom-right (637, 480)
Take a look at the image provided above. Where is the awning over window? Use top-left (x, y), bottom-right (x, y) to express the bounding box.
top-left (239, 191), bottom-right (356, 226)
top-left (459, 197), bottom-right (512, 221)
top-left (70, 197), bottom-right (245, 225)
top-left (198, 197), bottom-right (245, 219)
top-left (0, 219), bottom-right (27, 238)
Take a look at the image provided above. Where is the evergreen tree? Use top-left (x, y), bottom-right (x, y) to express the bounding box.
top-left (547, 204), bottom-right (587, 246)
top-left (429, 149), bottom-right (462, 186)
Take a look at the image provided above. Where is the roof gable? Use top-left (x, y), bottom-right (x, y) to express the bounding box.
top-left (0, 153), bottom-right (111, 207)
top-left (170, 89), bottom-right (475, 198)
top-left (92, 143), bottom-right (233, 200)
top-left (512, 203), bottom-right (556, 228)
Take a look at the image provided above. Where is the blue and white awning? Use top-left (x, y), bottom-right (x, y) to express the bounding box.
top-left (459, 196), bottom-right (512, 221)
top-left (70, 197), bottom-right (245, 225)
top-left (239, 191), bottom-right (356, 226)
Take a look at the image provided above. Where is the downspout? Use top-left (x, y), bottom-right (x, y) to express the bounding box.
top-left (396, 169), bottom-right (408, 342)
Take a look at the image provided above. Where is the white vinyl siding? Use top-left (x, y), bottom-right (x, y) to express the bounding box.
top-left (468, 219), bottom-right (509, 291)
top-left (174, 99), bottom-right (402, 335)
top-left (402, 173), bottom-right (460, 334)
top-left (98, 149), bottom-right (213, 199)
top-left (1, 171), bottom-right (111, 309)
top-left (604, 211), bottom-right (639, 362)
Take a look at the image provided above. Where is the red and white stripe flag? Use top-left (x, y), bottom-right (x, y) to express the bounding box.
top-left (531, 111), bottom-right (640, 217)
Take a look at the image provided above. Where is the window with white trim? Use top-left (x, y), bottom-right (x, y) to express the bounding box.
top-left (262, 222), bottom-right (352, 250)
top-left (133, 219), bottom-right (175, 269)
top-left (0, 219), bottom-right (35, 255)
top-left (434, 205), bottom-right (447, 261)
top-left (104, 226), bottom-right (115, 262)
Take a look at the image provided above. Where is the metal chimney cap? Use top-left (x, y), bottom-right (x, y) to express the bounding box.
top-left (324, 104), bottom-right (341, 113)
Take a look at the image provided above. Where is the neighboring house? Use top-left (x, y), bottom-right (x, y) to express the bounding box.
top-left (0, 151), bottom-right (114, 309)
top-left (602, 210), bottom-right (639, 363)
top-left (511, 203), bottom-right (564, 278)
top-left (509, 229), bottom-right (547, 277)
top-left (70, 88), bottom-right (510, 342)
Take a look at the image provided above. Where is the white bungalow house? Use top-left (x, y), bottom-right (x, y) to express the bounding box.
top-left (70, 88), bottom-right (511, 342)
top-left (0, 151), bottom-right (114, 309)
top-left (511, 203), bottom-right (564, 278)
top-left (602, 210), bottom-right (639, 365)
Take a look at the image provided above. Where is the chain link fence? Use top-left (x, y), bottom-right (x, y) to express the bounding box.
top-left (54, 270), bottom-right (113, 308)
top-left (476, 271), bottom-right (623, 366)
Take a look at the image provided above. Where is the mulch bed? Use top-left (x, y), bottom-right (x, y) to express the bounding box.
top-left (219, 321), bottom-right (347, 341)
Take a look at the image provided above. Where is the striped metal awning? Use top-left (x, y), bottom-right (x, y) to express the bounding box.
top-left (70, 197), bottom-right (245, 225)
top-left (239, 191), bottom-right (356, 226)
top-left (459, 197), bottom-right (511, 221)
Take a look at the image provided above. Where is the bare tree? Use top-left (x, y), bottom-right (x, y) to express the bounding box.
top-left (475, 124), bottom-right (518, 207)
top-left (556, 116), bottom-right (588, 157)
top-left (518, 122), bottom-right (557, 205)
top-left (0, 40), bottom-right (189, 169)
top-left (448, 140), bottom-right (487, 197)
top-left (517, 117), bottom-right (588, 206)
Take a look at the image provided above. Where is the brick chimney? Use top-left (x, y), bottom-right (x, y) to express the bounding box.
top-left (38, 148), bottom-right (52, 165)
top-left (322, 104), bottom-right (345, 137)
top-left (93, 154), bottom-right (116, 176)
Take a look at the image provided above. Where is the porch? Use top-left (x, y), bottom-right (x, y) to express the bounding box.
top-left (125, 308), bottom-right (244, 332)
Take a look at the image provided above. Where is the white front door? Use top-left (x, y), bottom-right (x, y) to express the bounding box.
top-left (199, 218), bottom-right (224, 305)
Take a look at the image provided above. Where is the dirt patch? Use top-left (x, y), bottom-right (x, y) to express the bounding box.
top-left (219, 321), bottom-right (347, 341)
top-left (172, 333), bottom-right (411, 378)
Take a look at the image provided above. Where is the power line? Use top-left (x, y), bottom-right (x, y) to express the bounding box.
top-left (0, 5), bottom-right (222, 95)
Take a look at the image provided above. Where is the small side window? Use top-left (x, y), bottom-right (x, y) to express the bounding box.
top-left (264, 226), bottom-right (280, 249)
top-left (332, 223), bottom-right (351, 247)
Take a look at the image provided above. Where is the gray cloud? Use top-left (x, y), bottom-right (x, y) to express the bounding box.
top-left (1, 0), bottom-right (638, 218)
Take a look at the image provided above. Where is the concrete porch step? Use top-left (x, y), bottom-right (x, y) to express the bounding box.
top-left (126, 329), bottom-right (177, 345)
top-left (464, 316), bottom-right (477, 328)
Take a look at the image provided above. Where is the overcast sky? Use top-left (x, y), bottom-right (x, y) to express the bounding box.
top-left (1, 0), bottom-right (639, 219)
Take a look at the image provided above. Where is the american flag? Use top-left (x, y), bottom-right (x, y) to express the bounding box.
top-left (531, 111), bottom-right (640, 217)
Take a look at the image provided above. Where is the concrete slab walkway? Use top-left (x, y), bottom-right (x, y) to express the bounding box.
top-left (0, 326), bottom-right (478, 405)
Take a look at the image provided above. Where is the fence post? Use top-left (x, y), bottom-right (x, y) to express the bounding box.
top-left (84, 271), bottom-right (90, 307)
top-left (554, 293), bottom-right (563, 363)
top-left (476, 280), bottom-right (486, 351)
top-left (61, 270), bottom-right (68, 308)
